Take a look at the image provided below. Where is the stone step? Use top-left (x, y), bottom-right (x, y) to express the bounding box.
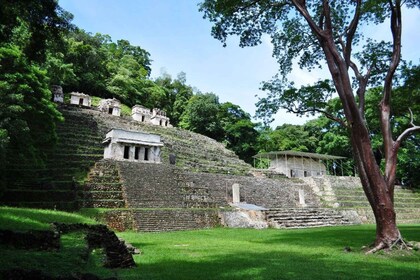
top-left (126, 199), bottom-right (184, 208)
top-left (83, 183), bottom-right (123, 192)
top-left (88, 168), bottom-right (120, 177)
top-left (82, 191), bottom-right (124, 200)
top-left (82, 199), bottom-right (126, 208)
top-left (264, 208), bottom-right (352, 229)
top-left (335, 195), bottom-right (420, 203)
top-left (271, 221), bottom-right (351, 229)
top-left (132, 209), bottom-right (219, 232)
top-left (183, 201), bottom-right (219, 208)
top-left (268, 214), bottom-right (345, 220)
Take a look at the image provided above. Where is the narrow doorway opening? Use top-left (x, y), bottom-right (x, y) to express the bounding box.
top-left (124, 146), bottom-right (130, 159)
top-left (144, 147), bottom-right (149, 161)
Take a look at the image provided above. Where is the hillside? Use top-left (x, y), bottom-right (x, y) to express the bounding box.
top-left (0, 104), bottom-right (252, 210)
top-left (2, 104), bottom-right (419, 232)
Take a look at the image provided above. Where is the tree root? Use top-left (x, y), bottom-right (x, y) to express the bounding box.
top-left (366, 242), bottom-right (386, 254)
top-left (366, 231), bottom-right (410, 254)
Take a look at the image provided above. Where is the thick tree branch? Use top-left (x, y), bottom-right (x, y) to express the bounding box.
top-left (381, 0), bottom-right (402, 186)
top-left (291, 0), bottom-right (325, 39)
top-left (322, 0), bottom-right (333, 32)
top-left (344, 0), bottom-right (361, 68)
top-left (383, 0), bottom-right (402, 106)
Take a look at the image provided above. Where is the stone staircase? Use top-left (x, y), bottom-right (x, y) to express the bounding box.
top-left (132, 209), bottom-right (220, 232)
top-left (117, 161), bottom-right (185, 208)
top-left (1, 106), bottom-right (103, 210)
top-left (307, 176), bottom-right (420, 224)
top-left (87, 108), bottom-right (252, 175)
top-left (81, 160), bottom-right (126, 208)
top-left (264, 208), bottom-right (352, 229)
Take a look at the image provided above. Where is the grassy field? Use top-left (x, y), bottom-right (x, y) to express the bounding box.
top-left (0, 207), bottom-right (419, 279)
top-left (116, 226), bottom-right (420, 280)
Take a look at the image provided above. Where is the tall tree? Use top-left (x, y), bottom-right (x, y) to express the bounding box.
top-left (179, 93), bottom-right (224, 140)
top-left (0, 0), bottom-right (73, 62)
top-left (218, 102), bottom-right (259, 162)
top-left (0, 45), bottom-right (63, 189)
top-left (200, 0), bottom-right (420, 252)
top-left (154, 72), bottom-right (194, 126)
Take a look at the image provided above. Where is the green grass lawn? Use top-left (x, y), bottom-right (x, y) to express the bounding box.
top-left (116, 226), bottom-right (420, 280)
top-left (0, 207), bottom-right (419, 279)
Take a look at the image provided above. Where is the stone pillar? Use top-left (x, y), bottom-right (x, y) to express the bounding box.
top-left (298, 189), bottom-right (306, 207)
top-left (232, 183), bottom-right (240, 203)
top-left (52, 85), bottom-right (64, 103)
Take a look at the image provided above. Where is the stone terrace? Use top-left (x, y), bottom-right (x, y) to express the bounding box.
top-left (1, 106), bottom-right (103, 210)
top-left (85, 108), bottom-right (253, 175)
top-left (303, 176), bottom-right (420, 224)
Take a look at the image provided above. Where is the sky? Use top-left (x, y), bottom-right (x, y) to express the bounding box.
top-left (59, 0), bottom-right (420, 127)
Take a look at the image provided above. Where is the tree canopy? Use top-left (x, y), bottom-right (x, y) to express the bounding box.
top-left (200, 0), bottom-right (420, 251)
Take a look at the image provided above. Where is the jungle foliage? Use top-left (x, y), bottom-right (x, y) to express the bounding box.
top-left (0, 0), bottom-right (418, 194)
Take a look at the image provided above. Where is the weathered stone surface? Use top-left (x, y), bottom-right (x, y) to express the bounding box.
top-left (219, 210), bottom-right (268, 229)
top-left (264, 208), bottom-right (352, 229)
top-left (103, 210), bottom-right (134, 232)
top-left (132, 209), bottom-right (220, 232)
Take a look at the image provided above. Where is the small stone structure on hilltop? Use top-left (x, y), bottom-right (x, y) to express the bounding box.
top-left (51, 85), bottom-right (64, 103)
top-left (132, 105), bottom-right (151, 123)
top-left (103, 128), bottom-right (163, 163)
top-left (4, 104), bottom-right (418, 232)
top-left (132, 105), bottom-right (172, 127)
top-left (70, 92), bottom-right (91, 107)
top-left (253, 151), bottom-right (346, 178)
top-left (98, 98), bottom-right (121, 116)
top-left (150, 108), bottom-right (172, 127)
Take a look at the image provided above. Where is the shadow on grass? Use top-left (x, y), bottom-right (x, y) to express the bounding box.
top-left (115, 249), bottom-right (420, 280)
top-left (249, 225), bottom-right (420, 250)
top-left (115, 226), bottom-right (420, 280)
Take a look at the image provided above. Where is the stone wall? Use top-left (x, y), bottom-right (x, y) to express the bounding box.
top-left (180, 172), bottom-right (320, 208)
top-left (117, 162), bottom-right (320, 209)
top-left (304, 175), bottom-right (420, 224)
top-left (132, 209), bottom-right (220, 232)
top-left (117, 162), bottom-right (184, 208)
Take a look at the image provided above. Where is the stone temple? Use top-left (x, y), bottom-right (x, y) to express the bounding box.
top-left (102, 128), bottom-right (163, 163)
top-left (70, 92), bottom-right (91, 107)
top-left (2, 97), bottom-right (419, 232)
top-left (253, 151), bottom-right (346, 178)
top-left (98, 98), bottom-right (121, 117)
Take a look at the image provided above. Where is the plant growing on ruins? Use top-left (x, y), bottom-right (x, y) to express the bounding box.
top-left (199, 0), bottom-right (420, 252)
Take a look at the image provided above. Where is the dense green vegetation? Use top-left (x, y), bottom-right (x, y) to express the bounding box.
top-left (0, 0), bottom-right (418, 189)
top-left (0, 207), bottom-right (419, 279)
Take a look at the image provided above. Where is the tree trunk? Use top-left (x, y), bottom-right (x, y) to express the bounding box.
top-left (349, 123), bottom-right (400, 253)
top-left (292, 0), bottom-right (406, 252)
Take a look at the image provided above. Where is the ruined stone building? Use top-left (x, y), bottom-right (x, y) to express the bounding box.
top-left (98, 98), bottom-right (121, 117)
top-left (103, 128), bottom-right (163, 163)
top-left (132, 106), bottom-right (172, 127)
top-left (70, 92), bottom-right (91, 107)
top-left (52, 85), bottom-right (64, 103)
top-left (253, 151), bottom-right (346, 178)
top-left (150, 108), bottom-right (172, 127)
top-left (131, 105), bottom-right (151, 123)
